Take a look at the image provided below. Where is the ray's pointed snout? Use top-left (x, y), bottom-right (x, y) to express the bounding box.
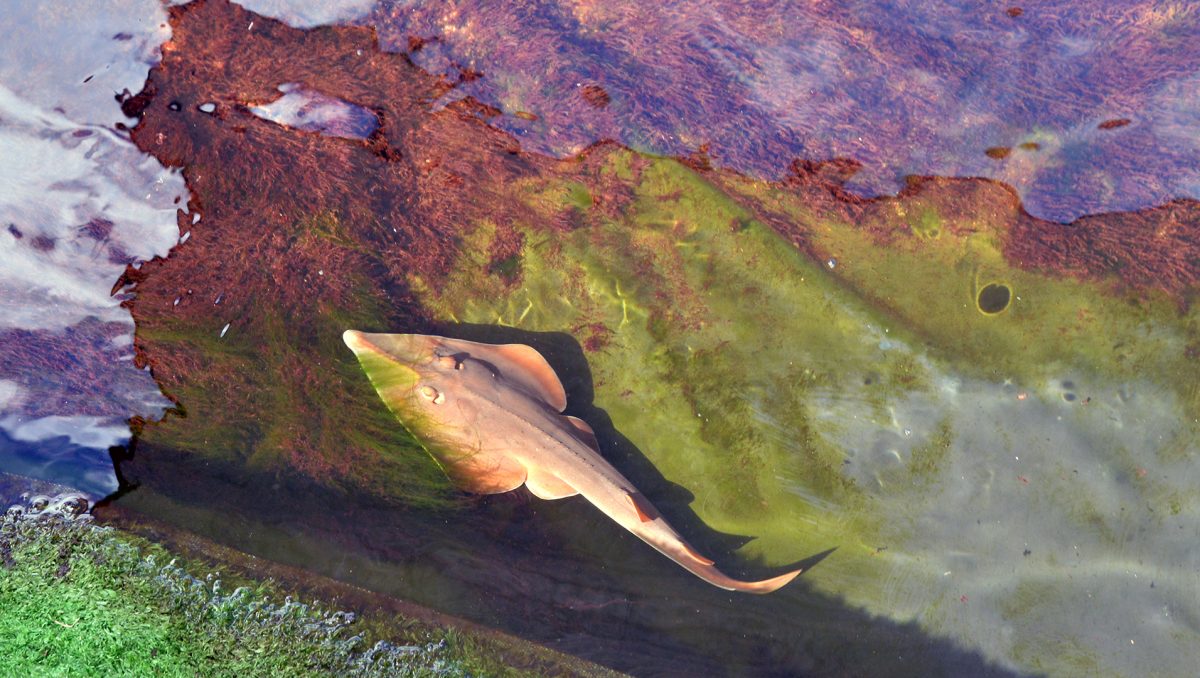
top-left (342, 329), bottom-right (365, 351)
top-left (341, 330), bottom-right (440, 367)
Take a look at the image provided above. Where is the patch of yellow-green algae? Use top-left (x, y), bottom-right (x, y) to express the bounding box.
top-left (739, 178), bottom-right (1200, 413)
top-left (410, 146), bottom-right (1200, 628)
top-left (997, 581), bottom-right (1119, 678)
top-left (415, 151), bottom-right (946, 599)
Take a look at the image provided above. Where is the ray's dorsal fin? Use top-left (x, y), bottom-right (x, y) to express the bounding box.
top-left (436, 337), bottom-right (568, 411)
top-left (626, 492), bottom-right (660, 523)
top-left (565, 415), bottom-right (600, 451)
top-left (525, 468), bottom-right (579, 500)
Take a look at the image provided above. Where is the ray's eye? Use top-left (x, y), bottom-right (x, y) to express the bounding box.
top-left (419, 385), bottom-right (446, 404)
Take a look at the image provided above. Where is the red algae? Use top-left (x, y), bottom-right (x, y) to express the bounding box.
top-left (122, 0), bottom-right (547, 496)
top-left (759, 158), bottom-right (1200, 299)
top-left (364, 0), bottom-right (1200, 223)
top-left (1008, 199), bottom-right (1200, 296)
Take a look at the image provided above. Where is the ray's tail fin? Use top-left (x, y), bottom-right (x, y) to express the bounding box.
top-left (680, 559), bottom-right (803, 594)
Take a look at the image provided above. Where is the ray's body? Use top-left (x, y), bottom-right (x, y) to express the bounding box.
top-left (343, 330), bottom-right (801, 594)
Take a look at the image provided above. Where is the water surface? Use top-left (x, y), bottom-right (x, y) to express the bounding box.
top-left (4, 1), bottom-right (1200, 676)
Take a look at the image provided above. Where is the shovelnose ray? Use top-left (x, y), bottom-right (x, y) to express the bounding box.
top-left (343, 330), bottom-right (802, 594)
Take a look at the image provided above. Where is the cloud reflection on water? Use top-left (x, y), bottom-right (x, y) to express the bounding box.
top-left (0, 0), bottom-right (186, 495)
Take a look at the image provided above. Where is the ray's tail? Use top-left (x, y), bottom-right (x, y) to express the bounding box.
top-left (631, 520), bottom-right (803, 594)
top-left (673, 552), bottom-right (803, 594)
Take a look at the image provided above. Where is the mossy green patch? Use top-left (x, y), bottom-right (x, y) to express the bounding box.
top-left (761, 180), bottom-right (1200, 414)
top-left (408, 146), bottom-right (1200, 629)
top-left (997, 580), bottom-right (1119, 678)
top-left (908, 419), bottom-right (954, 482)
top-left (417, 151), bottom-right (949, 592)
top-left (911, 207), bottom-right (943, 240)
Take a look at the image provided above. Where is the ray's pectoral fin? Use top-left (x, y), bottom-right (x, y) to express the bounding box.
top-left (437, 337), bottom-right (568, 411)
top-left (525, 468), bottom-right (579, 500)
top-left (440, 449), bottom-right (528, 495)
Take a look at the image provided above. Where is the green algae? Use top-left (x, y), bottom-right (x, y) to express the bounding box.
top-left (768, 182), bottom-right (1200, 409)
top-left (907, 419), bottom-right (954, 482)
top-left (406, 148), bottom-right (1200, 667)
top-left (911, 207), bottom-right (944, 240)
top-left (415, 151), bottom-right (950, 586)
top-left (997, 581), bottom-right (1117, 678)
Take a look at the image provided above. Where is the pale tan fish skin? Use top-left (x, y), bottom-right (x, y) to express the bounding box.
top-left (343, 330), bottom-right (802, 594)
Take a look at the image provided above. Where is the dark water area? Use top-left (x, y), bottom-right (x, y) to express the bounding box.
top-left (4, 0), bottom-right (1200, 676)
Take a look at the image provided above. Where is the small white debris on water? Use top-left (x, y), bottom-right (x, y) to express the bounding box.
top-left (219, 323), bottom-right (230, 338)
top-left (173, 297), bottom-right (180, 306)
top-left (318, 269), bottom-right (323, 276)
top-left (198, 103), bottom-right (216, 114)
top-left (214, 293), bottom-right (223, 305)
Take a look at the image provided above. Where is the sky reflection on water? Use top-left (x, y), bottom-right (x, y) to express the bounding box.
top-left (271, 0), bottom-right (1200, 223)
top-left (0, 0), bottom-right (185, 494)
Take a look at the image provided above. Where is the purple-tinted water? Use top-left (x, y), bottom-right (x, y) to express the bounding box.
top-left (357, 0), bottom-right (1200, 223)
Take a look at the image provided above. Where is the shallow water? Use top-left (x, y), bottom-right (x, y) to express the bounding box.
top-left (3, 1), bottom-right (1200, 676)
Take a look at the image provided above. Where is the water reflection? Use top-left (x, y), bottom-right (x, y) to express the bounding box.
top-left (249, 83), bottom-right (380, 139)
top-left (0, 0), bottom-right (185, 491)
top-left (328, 0), bottom-right (1200, 222)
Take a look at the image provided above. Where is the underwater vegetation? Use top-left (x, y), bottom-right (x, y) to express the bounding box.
top-left (114, 1), bottom-right (1200, 675)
